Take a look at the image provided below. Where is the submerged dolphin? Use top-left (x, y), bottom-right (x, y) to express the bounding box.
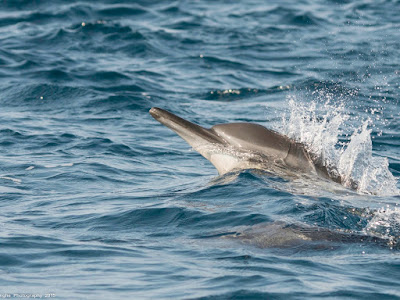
top-left (149, 107), bottom-right (350, 187)
top-left (219, 221), bottom-right (396, 250)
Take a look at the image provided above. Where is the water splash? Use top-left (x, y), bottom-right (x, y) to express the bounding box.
top-left (281, 95), bottom-right (399, 196)
top-left (365, 206), bottom-right (400, 248)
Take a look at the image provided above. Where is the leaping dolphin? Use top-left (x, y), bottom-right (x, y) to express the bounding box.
top-left (149, 107), bottom-right (351, 188)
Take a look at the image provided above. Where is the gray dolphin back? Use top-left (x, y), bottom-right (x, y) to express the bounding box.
top-left (211, 123), bottom-right (292, 160)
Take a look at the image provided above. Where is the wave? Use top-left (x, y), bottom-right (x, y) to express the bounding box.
top-left (0, 83), bottom-right (96, 107)
top-left (199, 86), bottom-right (291, 101)
top-left (97, 4), bottom-right (147, 17)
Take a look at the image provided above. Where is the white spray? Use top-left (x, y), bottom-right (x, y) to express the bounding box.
top-left (280, 95), bottom-right (399, 196)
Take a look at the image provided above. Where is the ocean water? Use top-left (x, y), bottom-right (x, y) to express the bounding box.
top-left (0, 0), bottom-right (400, 299)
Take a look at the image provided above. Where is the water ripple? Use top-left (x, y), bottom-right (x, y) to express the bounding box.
top-left (1, 0), bottom-right (400, 299)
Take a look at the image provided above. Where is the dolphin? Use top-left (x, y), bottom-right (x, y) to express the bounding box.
top-left (218, 221), bottom-right (396, 250)
top-left (149, 107), bottom-right (351, 188)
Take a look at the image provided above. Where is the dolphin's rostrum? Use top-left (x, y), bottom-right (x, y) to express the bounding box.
top-left (149, 107), bottom-right (347, 187)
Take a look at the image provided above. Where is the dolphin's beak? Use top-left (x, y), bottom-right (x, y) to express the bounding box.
top-left (149, 107), bottom-right (224, 145)
top-left (149, 107), bottom-right (186, 124)
top-left (149, 107), bottom-right (165, 120)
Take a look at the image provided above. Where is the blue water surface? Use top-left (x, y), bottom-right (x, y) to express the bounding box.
top-left (0, 0), bottom-right (400, 299)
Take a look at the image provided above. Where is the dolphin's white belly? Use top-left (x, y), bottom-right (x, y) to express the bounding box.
top-left (209, 153), bottom-right (242, 175)
top-left (197, 145), bottom-right (262, 175)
